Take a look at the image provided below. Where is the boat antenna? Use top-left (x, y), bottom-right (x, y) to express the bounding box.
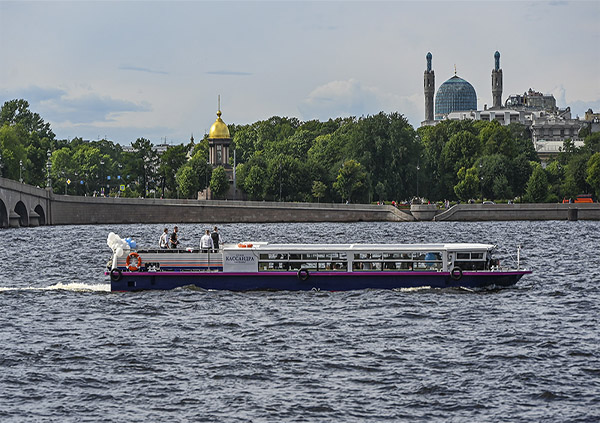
top-left (517, 245), bottom-right (521, 270)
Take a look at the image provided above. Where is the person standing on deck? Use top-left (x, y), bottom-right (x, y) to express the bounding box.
top-left (159, 228), bottom-right (169, 249)
top-left (211, 226), bottom-right (223, 251)
top-left (200, 229), bottom-right (214, 253)
top-left (170, 226), bottom-right (180, 249)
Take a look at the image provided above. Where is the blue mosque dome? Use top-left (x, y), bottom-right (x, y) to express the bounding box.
top-left (434, 75), bottom-right (477, 120)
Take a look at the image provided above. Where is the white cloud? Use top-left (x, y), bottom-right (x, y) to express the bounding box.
top-left (299, 79), bottom-right (423, 125)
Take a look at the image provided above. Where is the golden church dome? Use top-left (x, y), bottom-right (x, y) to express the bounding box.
top-left (209, 110), bottom-right (230, 139)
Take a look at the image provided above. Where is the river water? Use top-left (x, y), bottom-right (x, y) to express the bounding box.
top-left (0, 221), bottom-right (598, 422)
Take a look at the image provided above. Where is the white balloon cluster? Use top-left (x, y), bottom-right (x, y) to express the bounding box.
top-left (107, 232), bottom-right (130, 258)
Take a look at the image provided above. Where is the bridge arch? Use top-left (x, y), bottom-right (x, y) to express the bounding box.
top-left (14, 201), bottom-right (29, 227)
top-left (34, 204), bottom-right (46, 226)
top-left (0, 198), bottom-right (7, 228)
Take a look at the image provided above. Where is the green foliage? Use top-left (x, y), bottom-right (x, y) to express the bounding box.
top-left (525, 165), bottom-right (549, 203)
top-left (333, 159), bottom-right (367, 203)
top-left (4, 97), bottom-right (597, 204)
top-left (586, 153), bottom-right (600, 198)
top-left (312, 180), bottom-right (326, 203)
top-left (244, 165), bottom-right (267, 200)
top-left (210, 166), bottom-right (229, 199)
top-left (584, 132), bottom-right (600, 154)
top-left (492, 174), bottom-right (513, 200)
top-left (176, 165), bottom-right (198, 199)
top-left (454, 166), bottom-right (480, 201)
top-left (158, 144), bottom-right (189, 197)
top-left (0, 124), bottom-right (28, 180)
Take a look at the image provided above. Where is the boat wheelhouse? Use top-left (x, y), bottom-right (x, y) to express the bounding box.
top-left (106, 235), bottom-right (531, 292)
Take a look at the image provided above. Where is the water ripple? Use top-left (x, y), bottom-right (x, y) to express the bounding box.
top-left (0, 221), bottom-right (599, 422)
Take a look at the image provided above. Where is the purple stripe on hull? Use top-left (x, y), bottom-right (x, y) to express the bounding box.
top-left (109, 270), bottom-right (531, 292)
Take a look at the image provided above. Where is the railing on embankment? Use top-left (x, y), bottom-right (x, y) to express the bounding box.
top-left (49, 195), bottom-right (414, 225)
top-left (434, 203), bottom-right (600, 221)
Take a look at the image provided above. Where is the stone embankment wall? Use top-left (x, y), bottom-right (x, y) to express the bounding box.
top-left (434, 203), bottom-right (600, 221)
top-left (49, 195), bottom-right (414, 225)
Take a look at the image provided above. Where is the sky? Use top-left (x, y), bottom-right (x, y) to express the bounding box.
top-left (1, 0), bottom-right (599, 146)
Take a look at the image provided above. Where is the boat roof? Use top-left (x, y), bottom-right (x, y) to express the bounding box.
top-left (224, 243), bottom-right (496, 252)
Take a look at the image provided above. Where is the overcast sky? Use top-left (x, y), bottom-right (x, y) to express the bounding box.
top-left (1, 0), bottom-right (599, 145)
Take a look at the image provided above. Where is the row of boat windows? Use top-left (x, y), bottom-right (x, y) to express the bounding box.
top-left (258, 260), bottom-right (444, 272)
top-left (257, 252), bottom-right (487, 272)
top-left (258, 252), bottom-right (484, 261)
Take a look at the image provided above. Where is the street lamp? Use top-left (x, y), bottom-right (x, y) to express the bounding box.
top-left (100, 159), bottom-right (105, 196)
top-left (19, 160), bottom-right (23, 183)
top-left (279, 162), bottom-right (282, 202)
top-left (46, 150), bottom-right (52, 189)
top-left (479, 162), bottom-right (483, 203)
top-left (416, 164), bottom-right (420, 200)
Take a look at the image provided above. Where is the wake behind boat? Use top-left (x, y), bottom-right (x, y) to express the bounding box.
top-left (105, 233), bottom-right (531, 292)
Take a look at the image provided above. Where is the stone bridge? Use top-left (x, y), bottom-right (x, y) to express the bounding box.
top-left (0, 177), bottom-right (52, 227)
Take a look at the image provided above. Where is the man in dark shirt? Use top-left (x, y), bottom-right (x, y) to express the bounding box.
top-left (210, 226), bottom-right (222, 251)
top-left (170, 226), bottom-right (180, 249)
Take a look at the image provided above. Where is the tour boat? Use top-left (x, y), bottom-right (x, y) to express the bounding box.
top-left (105, 233), bottom-right (531, 292)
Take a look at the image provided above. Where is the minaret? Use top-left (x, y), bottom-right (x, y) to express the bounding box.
top-left (424, 52), bottom-right (435, 122)
top-left (492, 51), bottom-right (503, 108)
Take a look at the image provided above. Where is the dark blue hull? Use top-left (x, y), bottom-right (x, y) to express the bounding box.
top-left (109, 270), bottom-right (530, 292)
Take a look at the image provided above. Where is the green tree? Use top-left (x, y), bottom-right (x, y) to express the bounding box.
top-left (525, 165), bottom-right (549, 203)
top-left (0, 99), bottom-right (56, 186)
top-left (454, 166), bottom-right (480, 201)
top-left (210, 166), bottom-right (229, 199)
top-left (131, 138), bottom-right (158, 197)
top-left (480, 120), bottom-right (516, 157)
top-left (586, 152), bottom-right (600, 199)
top-left (333, 159), bottom-right (366, 203)
top-left (0, 124), bottom-right (27, 180)
top-left (158, 144), bottom-right (189, 197)
top-left (492, 174), bottom-right (513, 200)
top-left (0, 99), bottom-right (54, 140)
top-left (244, 165), bottom-right (267, 200)
top-left (562, 153), bottom-right (592, 197)
top-left (375, 181), bottom-right (386, 202)
top-left (312, 180), bottom-right (326, 203)
top-left (176, 165), bottom-right (198, 199)
top-left (545, 160), bottom-right (564, 200)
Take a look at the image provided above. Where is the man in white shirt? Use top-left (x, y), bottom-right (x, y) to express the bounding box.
top-left (159, 228), bottom-right (169, 249)
top-left (200, 229), bottom-right (214, 253)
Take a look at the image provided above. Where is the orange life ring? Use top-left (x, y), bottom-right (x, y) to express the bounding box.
top-left (126, 252), bottom-right (142, 271)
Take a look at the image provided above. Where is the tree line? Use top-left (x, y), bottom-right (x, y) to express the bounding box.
top-left (1, 99), bottom-right (598, 202)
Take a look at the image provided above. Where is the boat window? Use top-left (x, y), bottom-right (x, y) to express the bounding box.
top-left (471, 252), bottom-right (483, 260)
top-left (302, 262), bottom-right (318, 271)
top-left (302, 253), bottom-right (318, 260)
top-left (383, 252), bottom-right (404, 259)
top-left (456, 252), bottom-right (470, 260)
top-left (260, 253), bottom-right (288, 260)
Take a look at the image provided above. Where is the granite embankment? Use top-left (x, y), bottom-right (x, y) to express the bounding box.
top-left (49, 195), bottom-right (415, 225)
top-left (1, 176), bottom-right (599, 227)
top-left (433, 203), bottom-right (600, 221)
top-left (48, 196), bottom-right (600, 224)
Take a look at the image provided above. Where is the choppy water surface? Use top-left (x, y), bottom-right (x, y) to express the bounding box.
top-left (1, 221), bottom-right (599, 422)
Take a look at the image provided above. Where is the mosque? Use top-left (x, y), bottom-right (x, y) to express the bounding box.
top-left (422, 51), bottom-right (502, 126)
top-left (421, 51), bottom-right (591, 162)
